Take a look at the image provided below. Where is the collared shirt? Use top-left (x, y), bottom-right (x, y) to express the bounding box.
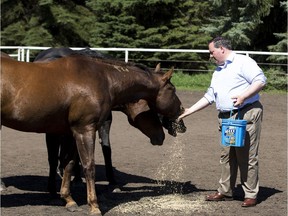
top-left (204, 52), bottom-right (267, 112)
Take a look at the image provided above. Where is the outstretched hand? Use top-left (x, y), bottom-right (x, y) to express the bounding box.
top-left (177, 97), bottom-right (210, 122)
top-left (177, 108), bottom-right (190, 121)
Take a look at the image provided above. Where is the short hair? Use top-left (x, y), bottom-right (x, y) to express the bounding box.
top-left (209, 37), bottom-right (232, 50)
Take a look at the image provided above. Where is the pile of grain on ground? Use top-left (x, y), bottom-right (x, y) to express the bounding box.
top-left (113, 194), bottom-right (215, 215)
top-left (112, 135), bottom-right (211, 215)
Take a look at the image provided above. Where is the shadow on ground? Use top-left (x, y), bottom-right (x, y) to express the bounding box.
top-left (1, 164), bottom-right (282, 214)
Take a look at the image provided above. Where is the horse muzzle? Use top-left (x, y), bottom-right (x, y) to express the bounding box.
top-left (150, 134), bottom-right (165, 145)
top-left (161, 116), bottom-right (186, 137)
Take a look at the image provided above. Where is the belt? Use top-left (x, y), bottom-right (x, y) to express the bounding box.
top-left (221, 101), bottom-right (258, 115)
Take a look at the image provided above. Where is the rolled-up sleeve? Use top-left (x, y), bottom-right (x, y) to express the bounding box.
top-left (204, 87), bottom-right (215, 104)
top-left (242, 57), bottom-right (267, 85)
top-left (252, 73), bottom-right (267, 85)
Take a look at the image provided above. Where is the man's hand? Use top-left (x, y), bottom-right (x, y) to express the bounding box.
top-left (231, 96), bottom-right (245, 107)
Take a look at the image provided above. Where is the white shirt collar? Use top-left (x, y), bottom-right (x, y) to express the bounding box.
top-left (218, 52), bottom-right (235, 69)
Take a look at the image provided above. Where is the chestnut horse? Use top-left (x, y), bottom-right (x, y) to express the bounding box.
top-left (34, 48), bottom-right (187, 200)
top-left (33, 48), bottom-right (180, 198)
top-left (1, 53), bottom-right (184, 215)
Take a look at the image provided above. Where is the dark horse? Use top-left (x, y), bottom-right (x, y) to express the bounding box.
top-left (33, 48), bottom-right (186, 198)
top-left (1, 52), bottom-right (184, 215)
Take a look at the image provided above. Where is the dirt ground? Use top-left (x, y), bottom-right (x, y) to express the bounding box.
top-left (1, 91), bottom-right (287, 216)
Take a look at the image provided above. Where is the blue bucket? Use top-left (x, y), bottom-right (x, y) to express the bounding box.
top-left (221, 118), bottom-right (247, 147)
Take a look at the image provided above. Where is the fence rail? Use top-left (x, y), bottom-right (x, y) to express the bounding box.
top-left (1, 46), bottom-right (287, 73)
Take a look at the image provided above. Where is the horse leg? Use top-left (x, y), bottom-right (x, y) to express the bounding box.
top-left (0, 126), bottom-right (5, 192)
top-left (73, 128), bottom-right (101, 216)
top-left (46, 133), bottom-right (61, 198)
top-left (61, 135), bottom-right (82, 184)
top-left (98, 112), bottom-right (117, 185)
top-left (59, 135), bottom-right (82, 212)
top-left (72, 153), bottom-right (83, 184)
top-left (60, 159), bottom-right (81, 211)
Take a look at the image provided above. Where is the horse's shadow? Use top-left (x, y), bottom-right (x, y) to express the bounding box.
top-left (1, 165), bottom-right (283, 214)
top-left (1, 164), bottom-right (198, 210)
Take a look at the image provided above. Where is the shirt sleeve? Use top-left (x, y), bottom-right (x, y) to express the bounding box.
top-left (204, 86), bottom-right (215, 104)
top-left (241, 57), bottom-right (267, 85)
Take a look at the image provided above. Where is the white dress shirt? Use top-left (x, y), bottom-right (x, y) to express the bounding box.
top-left (204, 52), bottom-right (267, 112)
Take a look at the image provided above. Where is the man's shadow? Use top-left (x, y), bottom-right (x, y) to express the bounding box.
top-left (232, 184), bottom-right (282, 204)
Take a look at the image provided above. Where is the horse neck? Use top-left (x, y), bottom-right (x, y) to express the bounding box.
top-left (107, 69), bottom-right (158, 106)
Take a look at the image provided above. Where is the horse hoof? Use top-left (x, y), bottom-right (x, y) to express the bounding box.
top-left (112, 186), bottom-right (121, 193)
top-left (108, 184), bottom-right (121, 193)
top-left (90, 208), bottom-right (102, 216)
top-left (0, 183), bottom-right (6, 192)
top-left (66, 203), bottom-right (82, 212)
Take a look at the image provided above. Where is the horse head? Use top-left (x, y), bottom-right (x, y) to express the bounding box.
top-left (122, 99), bottom-right (165, 145)
top-left (149, 63), bottom-right (186, 136)
top-left (149, 65), bottom-right (184, 120)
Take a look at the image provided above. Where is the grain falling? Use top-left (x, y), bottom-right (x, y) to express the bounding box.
top-left (154, 134), bottom-right (186, 194)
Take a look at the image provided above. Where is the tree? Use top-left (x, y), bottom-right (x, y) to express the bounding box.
top-left (267, 1), bottom-right (287, 62)
top-left (266, 1), bottom-right (287, 78)
top-left (200, 0), bottom-right (275, 50)
top-left (86, 0), bottom-right (212, 68)
top-left (1, 0), bottom-right (285, 73)
top-left (1, 0), bottom-right (95, 47)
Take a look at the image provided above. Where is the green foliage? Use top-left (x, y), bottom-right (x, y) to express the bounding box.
top-left (267, 32), bottom-right (288, 62)
top-left (172, 69), bottom-right (287, 93)
top-left (200, 0), bottom-right (274, 49)
top-left (171, 71), bottom-right (213, 91)
top-left (1, 0), bottom-right (285, 50)
top-left (1, 0), bottom-right (95, 46)
top-left (0, 0), bottom-right (286, 80)
top-left (266, 1), bottom-right (288, 71)
top-left (39, 0), bottom-right (53, 6)
top-left (263, 68), bottom-right (287, 91)
top-left (22, 27), bottom-right (54, 46)
top-left (266, 1), bottom-right (288, 63)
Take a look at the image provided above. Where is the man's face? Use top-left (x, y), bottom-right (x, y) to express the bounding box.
top-left (208, 42), bottom-right (225, 65)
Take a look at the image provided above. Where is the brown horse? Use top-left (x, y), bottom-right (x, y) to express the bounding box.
top-left (0, 51), bottom-right (13, 60)
top-left (33, 48), bottom-right (186, 199)
top-left (1, 53), bottom-right (184, 215)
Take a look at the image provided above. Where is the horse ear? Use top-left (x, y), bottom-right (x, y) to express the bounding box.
top-left (161, 67), bottom-right (174, 82)
top-left (154, 63), bottom-right (161, 72)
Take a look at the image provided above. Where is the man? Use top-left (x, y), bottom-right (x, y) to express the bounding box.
top-left (178, 36), bottom-right (266, 207)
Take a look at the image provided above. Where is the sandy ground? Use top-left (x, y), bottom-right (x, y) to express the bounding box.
top-left (1, 91), bottom-right (287, 216)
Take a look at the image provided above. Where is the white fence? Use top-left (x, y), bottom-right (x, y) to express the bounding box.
top-left (1, 46), bottom-right (287, 73)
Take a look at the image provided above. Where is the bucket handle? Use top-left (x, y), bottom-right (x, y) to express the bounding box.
top-left (230, 109), bottom-right (241, 119)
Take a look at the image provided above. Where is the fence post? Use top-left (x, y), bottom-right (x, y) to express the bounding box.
top-left (17, 49), bottom-right (21, 61)
top-left (26, 49), bottom-right (30, 62)
top-left (125, 49), bottom-right (129, 63)
top-left (21, 48), bottom-right (25, 61)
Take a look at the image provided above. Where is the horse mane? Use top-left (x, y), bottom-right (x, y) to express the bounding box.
top-left (75, 48), bottom-right (112, 60)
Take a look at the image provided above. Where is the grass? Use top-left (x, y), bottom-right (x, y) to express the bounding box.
top-left (172, 71), bottom-right (287, 94)
top-left (171, 71), bottom-right (213, 91)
